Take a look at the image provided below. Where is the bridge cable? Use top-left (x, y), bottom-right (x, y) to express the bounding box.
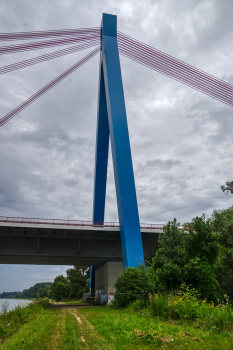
top-left (0, 40), bottom-right (99, 75)
top-left (0, 31), bottom-right (100, 55)
top-left (117, 32), bottom-right (233, 107)
top-left (0, 27), bottom-right (100, 42)
top-left (117, 32), bottom-right (233, 96)
top-left (0, 47), bottom-right (100, 127)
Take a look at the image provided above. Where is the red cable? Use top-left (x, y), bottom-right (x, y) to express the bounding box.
top-left (119, 48), bottom-right (233, 108)
top-left (118, 43), bottom-right (233, 105)
top-left (0, 47), bottom-right (100, 127)
top-left (0, 32), bottom-right (100, 55)
top-left (118, 32), bottom-right (233, 92)
top-left (119, 45), bottom-right (233, 106)
top-left (117, 33), bottom-right (233, 96)
top-left (0, 27), bottom-right (100, 41)
top-left (0, 40), bottom-right (100, 74)
top-left (119, 47), bottom-right (233, 106)
top-left (117, 34), bottom-right (233, 107)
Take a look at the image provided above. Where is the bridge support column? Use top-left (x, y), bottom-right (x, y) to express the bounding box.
top-left (89, 265), bottom-right (98, 296)
top-left (93, 13), bottom-right (144, 268)
top-left (95, 262), bottom-right (124, 299)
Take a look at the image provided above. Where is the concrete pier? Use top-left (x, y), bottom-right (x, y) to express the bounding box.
top-left (95, 262), bottom-right (124, 295)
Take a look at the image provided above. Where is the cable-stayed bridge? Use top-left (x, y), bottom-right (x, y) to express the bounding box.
top-left (0, 13), bottom-right (232, 271)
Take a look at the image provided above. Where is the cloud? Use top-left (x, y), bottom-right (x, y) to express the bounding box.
top-left (0, 0), bottom-right (233, 291)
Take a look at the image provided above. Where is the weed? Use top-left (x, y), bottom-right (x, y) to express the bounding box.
top-left (147, 285), bottom-right (233, 331)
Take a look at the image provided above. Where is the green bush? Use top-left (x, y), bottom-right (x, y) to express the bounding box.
top-left (152, 216), bottom-right (221, 302)
top-left (149, 293), bottom-right (169, 318)
top-left (0, 324), bottom-right (7, 338)
top-left (113, 264), bottom-right (153, 308)
top-left (38, 298), bottom-right (50, 307)
top-left (148, 285), bottom-right (233, 331)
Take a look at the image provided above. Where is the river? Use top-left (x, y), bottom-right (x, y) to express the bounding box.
top-left (0, 298), bottom-right (33, 312)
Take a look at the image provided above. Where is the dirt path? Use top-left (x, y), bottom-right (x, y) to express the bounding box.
top-left (51, 303), bottom-right (98, 309)
top-left (67, 309), bottom-right (112, 349)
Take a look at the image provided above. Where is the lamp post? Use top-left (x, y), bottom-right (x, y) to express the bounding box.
top-left (221, 181), bottom-right (233, 195)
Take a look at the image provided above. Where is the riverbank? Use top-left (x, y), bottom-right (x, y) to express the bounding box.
top-left (0, 298), bottom-right (35, 300)
top-left (1, 302), bottom-right (233, 349)
top-left (0, 301), bottom-right (43, 343)
top-left (0, 299), bottom-right (33, 313)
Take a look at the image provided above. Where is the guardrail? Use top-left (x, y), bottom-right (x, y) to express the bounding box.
top-left (0, 216), bottom-right (166, 230)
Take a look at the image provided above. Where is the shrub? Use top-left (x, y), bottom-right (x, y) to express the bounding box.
top-left (149, 285), bottom-right (233, 331)
top-left (152, 216), bottom-right (221, 302)
top-left (1, 301), bottom-right (9, 315)
top-left (113, 264), bottom-right (153, 308)
top-left (150, 294), bottom-right (169, 319)
top-left (38, 298), bottom-right (50, 307)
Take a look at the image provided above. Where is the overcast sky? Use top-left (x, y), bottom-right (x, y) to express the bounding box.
top-left (0, 0), bottom-right (233, 293)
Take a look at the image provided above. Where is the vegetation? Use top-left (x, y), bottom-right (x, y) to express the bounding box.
top-left (149, 285), bottom-right (233, 330)
top-left (0, 301), bottom-right (44, 341)
top-left (1, 206), bottom-right (233, 348)
top-left (0, 266), bottom-right (90, 302)
top-left (113, 264), bottom-right (153, 308)
top-left (114, 208), bottom-right (233, 308)
top-left (51, 266), bottom-right (90, 301)
top-left (212, 207), bottom-right (233, 301)
top-left (79, 307), bottom-right (233, 349)
top-left (2, 302), bottom-right (233, 349)
top-left (152, 215), bottom-right (220, 303)
top-left (104, 207), bottom-right (233, 348)
top-left (0, 302), bottom-right (85, 349)
top-left (0, 282), bottom-right (52, 300)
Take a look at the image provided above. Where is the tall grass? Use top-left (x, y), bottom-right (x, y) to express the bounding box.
top-left (0, 302), bottom-right (44, 340)
top-left (145, 285), bottom-right (233, 331)
top-left (127, 284), bottom-right (233, 332)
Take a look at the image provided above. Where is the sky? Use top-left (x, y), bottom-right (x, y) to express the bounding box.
top-left (0, 0), bottom-right (233, 293)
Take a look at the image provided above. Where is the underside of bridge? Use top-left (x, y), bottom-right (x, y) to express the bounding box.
top-left (0, 223), bottom-right (160, 266)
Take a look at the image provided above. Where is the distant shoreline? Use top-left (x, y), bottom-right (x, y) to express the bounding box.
top-left (0, 297), bottom-right (35, 300)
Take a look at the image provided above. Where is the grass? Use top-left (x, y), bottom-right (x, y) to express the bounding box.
top-left (0, 306), bottom-right (82, 349)
top-left (0, 302), bottom-right (43, 341)
top-left (79, 306), bottom-right (233, 349)
top-left (147, 289), bottom-right (233, 332)
top-left (1, 300), bottom-right (233, 349)
top-left (1, 310), bottom-right (59, 349)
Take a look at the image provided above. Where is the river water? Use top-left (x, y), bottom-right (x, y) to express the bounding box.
top-left (0, 299), bottom-right (33, 312)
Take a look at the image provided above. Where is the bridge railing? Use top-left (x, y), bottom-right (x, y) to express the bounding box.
top-left (0, 216), bottom-right (167, 230)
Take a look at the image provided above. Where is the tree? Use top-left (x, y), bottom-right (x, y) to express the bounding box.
top-left (152, 219), bottom-right (187, 291)
top-left (52, 281), bottom-right (69, 301)
top-left (51, 275), bottom-right (68, 301)
top-left (152, 216), bottom-right (220, 301)
top-left (211, 207), bottom-right (233, 301)
top-left (66, 266), bottom-right (90, 300)
top-left (211, 206), bottom-right (233, 248)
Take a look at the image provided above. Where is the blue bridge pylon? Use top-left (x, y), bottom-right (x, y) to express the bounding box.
top-left (93, 13), bottom-right (144, 268)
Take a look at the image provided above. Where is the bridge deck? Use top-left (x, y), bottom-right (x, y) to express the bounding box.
top-left (0, 219), bottom-right (163, 265)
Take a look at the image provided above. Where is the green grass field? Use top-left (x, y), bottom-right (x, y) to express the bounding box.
top-left (1, 304), bottom-right (233, 349)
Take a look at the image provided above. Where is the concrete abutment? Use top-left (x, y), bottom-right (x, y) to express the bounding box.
top-left (94, 262), bottom-right (124, 303)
